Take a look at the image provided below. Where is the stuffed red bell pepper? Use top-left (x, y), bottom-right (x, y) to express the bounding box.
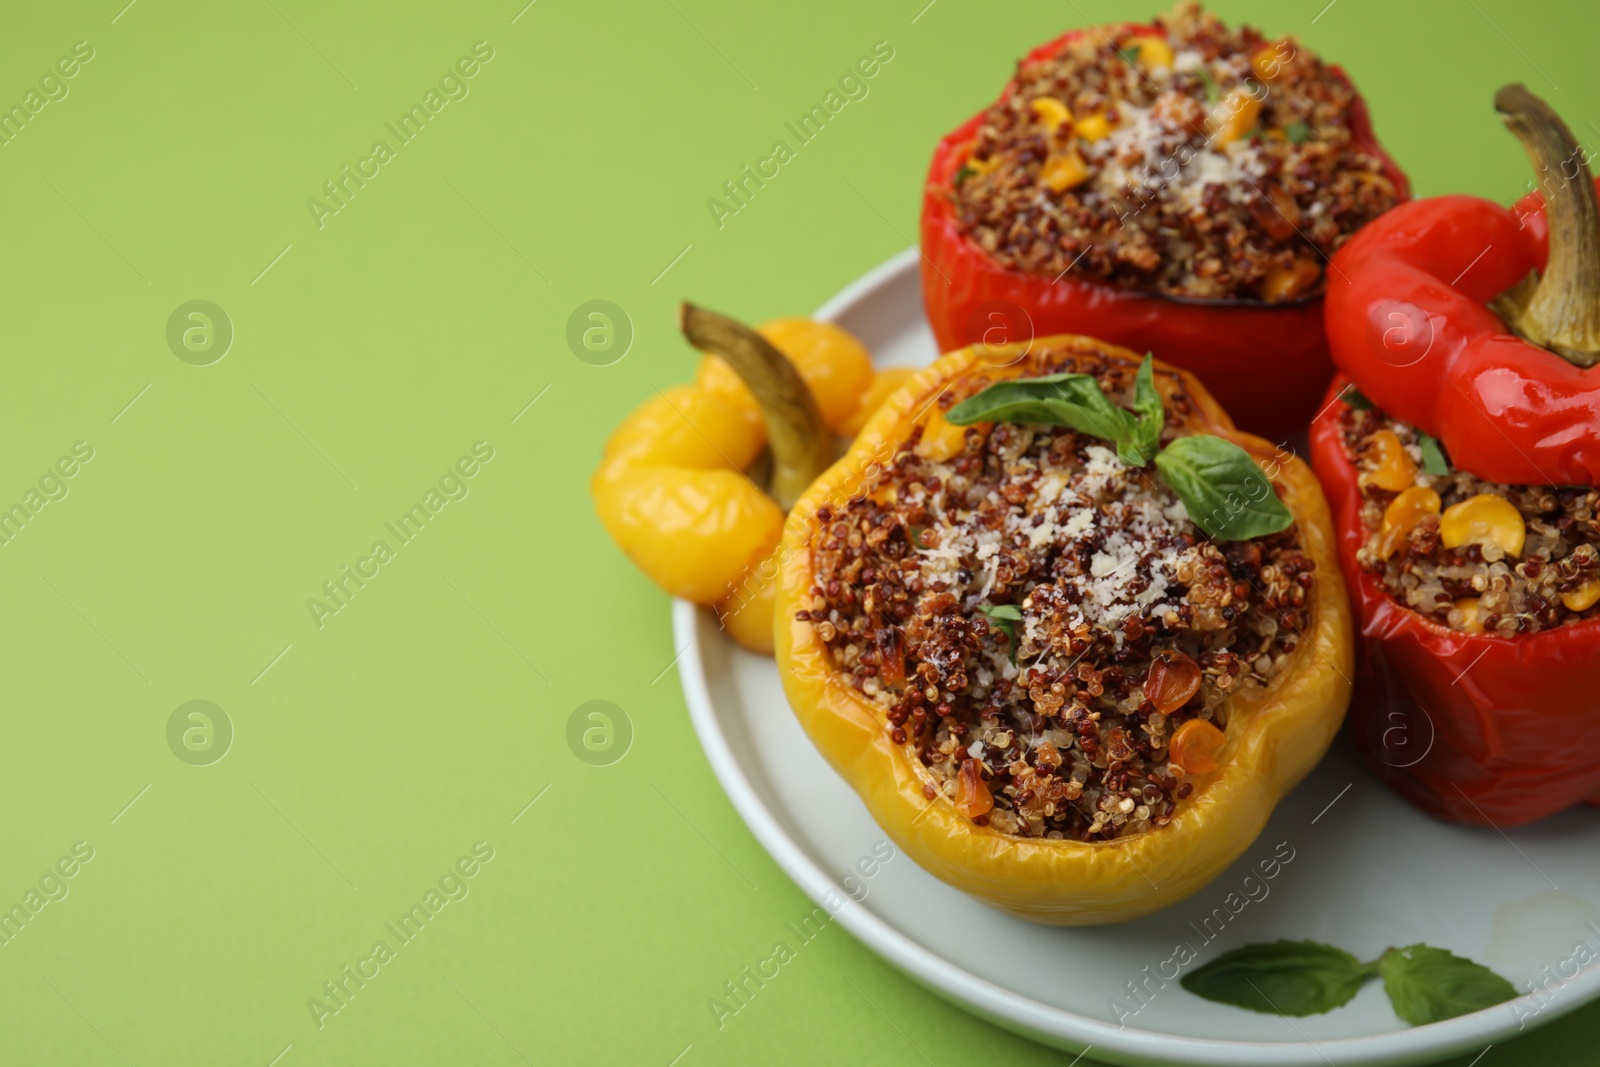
top-left (921, 2), bottom-right (1409, 440)
top-left (1310, 84), bottom-right (1600, 826)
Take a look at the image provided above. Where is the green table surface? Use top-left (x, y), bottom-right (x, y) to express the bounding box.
top-left (1, 0), bottom-right (1594, 1063)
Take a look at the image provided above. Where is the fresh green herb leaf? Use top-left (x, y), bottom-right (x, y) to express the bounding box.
top-left (1154, 436), bottom-right (1294, 541)
top-left (1377, 945), bottom-right (1517, 1025)
top-left (1184, 940), bottom-right (1517, 1026)
top-left (1417, 432), bottom-right (1451, 476)
top-left (1341, 384), bottom-right (1374, 410)
top-left (945, 373), bottom-right (1144, 460)
top-left (948, 371), bottom-right (1286, 540)
top-left (1130, 355), bottom-right (1165, 466)
top-left (1182, 940), bottom-right (1372, 1017)
top-left (976, 604), bottom-right (1023, 663)
top-left (1196, 66), bottom-right (1219, 103)
top-left (953, 164), bottom-right (977, 187)
top-left (1117, 44), bottom-right (1143, 66)
top-left (1284, 120), bottom-right (1312, 144)
top-left (910, 527), bottom-right (929, 549)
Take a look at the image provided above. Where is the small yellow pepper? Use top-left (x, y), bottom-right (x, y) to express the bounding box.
top-left (594, 306), bottom-right (909, 654)
top-left (696, 318), bottom-right (875, 437)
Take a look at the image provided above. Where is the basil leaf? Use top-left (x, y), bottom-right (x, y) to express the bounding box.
top-left (1182, 940), bottom-right (1372, 1017)
top-left (1417, 432), bottom-right (1450, 476)
top-left (976, 604), bottom-right (1023, 664)
top-left (1154, 435), bottom-right (1294, 541)
top-left (1117, 44), bottom-right (1143, 66)
top-left (945, 374), bottom-right (1141, 456)
top-left (1284, 120), bottom-right (1312, 144)
top-left (1341, 384), bottom-right (1374, 410)
top-left (1196, 67), bottom-right (1219, 103)
top-left (1129, 354), bottom-right (1165, 465)
top-left (1377, 945), bottom-right (1517, 1025)
top-left (953, 164), bottom-right (977, 186)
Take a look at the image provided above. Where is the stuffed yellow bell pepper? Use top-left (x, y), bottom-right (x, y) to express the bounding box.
top-left (775, 336), bottom-right (1351, 924)
top-left (591, 305), bottom-right (913, 652)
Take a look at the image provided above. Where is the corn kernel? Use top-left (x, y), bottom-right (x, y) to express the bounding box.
top-left (1440, 494), bottom-right (1526, 558)
top-left (1030, 97), bottom-right (1072, 134)
top-left (1210, 90), bottom-right (1264, 146)
top-left (1377, 486), bottom-right (1441, 560)
top-left (1359, 429), bottom-right (1417, 493)
top-left (964, 153), bottom-right (999, 178)
top-left (1040, 152), bottom-right (1090, 193)
top-left (1074, 112), bottom-right (1113, 143)
top-left (1251, 43), bottom-right (1290, 81)
top-left (1260, 257), bottom-right (1321, 303)
top-left (1127, 36), bottom-right (1174, 72)
top-left (1452, 598), bottom-right (1486, 634)
top-left (1562, 578), bottom-right (1600, 613)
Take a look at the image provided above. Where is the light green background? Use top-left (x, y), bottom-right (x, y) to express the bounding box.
top-left (0, 0), bottom-right (1592, 1063)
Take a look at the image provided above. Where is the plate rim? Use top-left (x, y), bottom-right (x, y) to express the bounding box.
top-left (674, 246), bottom-right (1600, 1066)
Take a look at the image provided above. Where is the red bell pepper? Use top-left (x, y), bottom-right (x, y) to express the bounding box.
top-left (1323, 110), bottom-right (1600, 485)
top-left (921, 23), bottom-right (1409, 441)
top-left (1311, 86), bottom-right (1600, 826)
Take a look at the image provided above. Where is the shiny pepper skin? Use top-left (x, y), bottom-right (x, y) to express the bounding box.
top-left (592, 385), bottom-right (781, 607)
top-left (1324, 179), bottom-right (1600, 486)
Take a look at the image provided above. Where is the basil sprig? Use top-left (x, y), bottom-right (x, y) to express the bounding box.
top-left (945, 358), bottom-right (1292, 541)
top-left (1182, 940), bottom-right (1516, 1025)
top-left (945, 371), bottom-right (1147, 465)
top-left (1154, 436), bottom-right (1293, 541)
top-left (1129, 355), bottom-right (1164, 465)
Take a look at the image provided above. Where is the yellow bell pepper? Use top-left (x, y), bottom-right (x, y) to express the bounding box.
top-left (592, 306), bottom-right (905, 654)
top-left (774, 335), bottom-right (1352, 924)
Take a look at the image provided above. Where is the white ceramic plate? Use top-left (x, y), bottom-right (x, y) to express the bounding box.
top-left (675, 247), bottom-right (1600, 1066)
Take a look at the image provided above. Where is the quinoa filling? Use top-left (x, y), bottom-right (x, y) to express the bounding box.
top-left (1340, 403), bottom-right (1600, 635)
top-left (950, 2), bottom-right (1400, 302)
top-left (799, 360), bottom-right (1313, 841)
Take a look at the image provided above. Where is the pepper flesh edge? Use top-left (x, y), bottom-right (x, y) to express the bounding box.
top-left (775, 336), bottom-right (1353, 925)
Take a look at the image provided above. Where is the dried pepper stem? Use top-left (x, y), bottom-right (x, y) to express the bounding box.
top-left (679, 302), bottom-right (833, 510)
top-left (1492, 83), bottom-right (1600, 368)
